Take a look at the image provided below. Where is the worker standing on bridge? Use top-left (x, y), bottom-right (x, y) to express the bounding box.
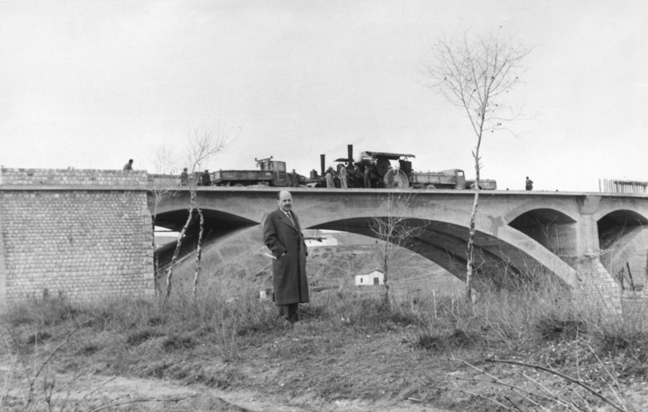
top-left (352, 162), bottom-right (361, 188)
top-left (525, 176), bottom-right (534, 191)
top-left (263, 191), bottom-right (309, 323)
top-left (339, 163), bottom-right (348, 189)
top-left (179, 168), bottom-right (189, 186)
top-left (202, 170), bottom-right (211, 186)
top-left (123, 159), bottom-right (133, 171)
top-left (325, 168), bottom-right (335, 188)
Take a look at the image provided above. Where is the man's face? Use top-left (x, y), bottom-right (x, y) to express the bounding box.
top-left (277, 192), bottom-right (293, 212)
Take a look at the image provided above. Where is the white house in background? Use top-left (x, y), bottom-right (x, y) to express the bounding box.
top-left (355, 270), bottom-right (384, 286)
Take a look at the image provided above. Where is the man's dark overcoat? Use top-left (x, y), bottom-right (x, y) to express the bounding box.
top-left (263, 208), bottom-right (309, 305)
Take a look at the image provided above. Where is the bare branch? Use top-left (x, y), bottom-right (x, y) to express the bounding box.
top-left (164, 121), bottom-right (239, 300)
top-left (370, 193), bottom-right (428, 302)
top-left (184, 122), bottom-right (238, 174)
top-left (423, 32), bottom-right (530, 302)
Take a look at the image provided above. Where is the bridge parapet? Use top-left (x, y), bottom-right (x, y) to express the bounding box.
top-left (0, 168), bottom-right (148, 186)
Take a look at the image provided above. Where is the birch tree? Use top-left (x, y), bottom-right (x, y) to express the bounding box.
top-left (424, 33), bottom-right (530, 302)
top-left (149, 144), bottom-right (180, 292)
top-left (164, 123), bottom-right (237, 299)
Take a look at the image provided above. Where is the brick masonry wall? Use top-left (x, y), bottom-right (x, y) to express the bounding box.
top-left (0, 168), bottom-right (148, 186)
top-left (573, 258), bottom-right (622, 316)
top-left (0, 168), bottom-right (154, 304)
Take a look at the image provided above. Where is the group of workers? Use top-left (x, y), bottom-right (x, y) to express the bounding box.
top-left (179, 168), bottom-right (212, 186)
top-left (320, 162), bottom-right (383, 189)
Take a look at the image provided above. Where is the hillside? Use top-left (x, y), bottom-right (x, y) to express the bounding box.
top-left (167, 231), bottom-right (464, 297)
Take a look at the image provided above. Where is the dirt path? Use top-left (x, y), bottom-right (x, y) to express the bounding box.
top-left (0, 363), bottom-right (449, 411)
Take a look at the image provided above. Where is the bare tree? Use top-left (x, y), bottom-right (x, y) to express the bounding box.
top-left (148, 175), bottom-right (178, 292)
top-left (148, 144), bottom-right (182, 293)
top-left (424, 33), bottom-right (530, 302)
top-left (164, 123), bottom-right (238, 300)
top-left (150, 142), bottom-right (179, 174)
top-left (370, 193), bottom-right (426, 302)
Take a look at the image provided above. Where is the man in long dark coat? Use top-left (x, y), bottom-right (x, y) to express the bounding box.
top-left (263, 191), bottom-right (309, 322)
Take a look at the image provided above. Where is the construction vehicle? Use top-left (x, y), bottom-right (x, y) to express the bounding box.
top-left (353, 150), bottom-right (414, 188)
top-left (352, 147), bottom-right (497, 190)
top-left (202, 145), bottom-right (496, 190)
top-left (410, 169), bottom-right (497, 190)
top-left (209, 157), bottom-right (299, 187)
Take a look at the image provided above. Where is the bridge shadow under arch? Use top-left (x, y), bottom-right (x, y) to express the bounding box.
top-left (152, 203), bottom-right (579, 290)
top-left (153, 208), bottom-right (259, 269)
top-left (508, 208), bottom-right (578, 261)
top-left (597, 209), bottom-right (648, 284)
top-left (598, 209), bottom-right (648, 251)
top-left (310, 217), bottom-right (567, 289)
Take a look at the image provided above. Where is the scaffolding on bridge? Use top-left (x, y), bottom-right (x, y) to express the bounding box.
top-left (599, 178), bottom-right (648, 194)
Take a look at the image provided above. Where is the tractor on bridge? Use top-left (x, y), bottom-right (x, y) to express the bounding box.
top-left (351, 148), bottom-right (497, 190)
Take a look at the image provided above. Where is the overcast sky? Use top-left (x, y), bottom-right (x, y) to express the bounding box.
top-left (1, 0), bottom-right (647, 192)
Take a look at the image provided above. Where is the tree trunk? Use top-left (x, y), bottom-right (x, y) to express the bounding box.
top-left (192, 207), bottom-right (205, 299)
top-left (383, 240), bottom-right (390, 302)
top-left (466, 184), bottom-right (479, 302)
top-left (165, 207), bottom-right (194, 299)
top-left (151, 219), bottom-right (161, 295)
top-left (466, 135), bottom-right (482, 304)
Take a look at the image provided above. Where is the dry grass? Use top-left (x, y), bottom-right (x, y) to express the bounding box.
top-left (2, 274), bottom-right (647, 411)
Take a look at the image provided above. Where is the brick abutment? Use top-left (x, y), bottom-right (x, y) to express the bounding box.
top-left (0, 168), bottom-right (154, 306)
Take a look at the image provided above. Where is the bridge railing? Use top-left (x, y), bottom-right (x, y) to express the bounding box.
top-left (599, 179), bottom-right (648, 194)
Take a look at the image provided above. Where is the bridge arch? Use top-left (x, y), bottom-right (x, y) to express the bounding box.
top-left (597, 209), bottom-right (648, 251)
top-left (310, 214), bottom-right (578, 289)
top-left (596, 209), bottom-right (648, 284)
top-left (507, 208), bottom-right (578, 259)
top-left (153, 207), bottom-right (260, 269)
top-left (154, 208), bottom-right (258, 235)
top-left (503, 201), bottom-right (581, 224)
top-left (151, 188), bottom-right (608, 291)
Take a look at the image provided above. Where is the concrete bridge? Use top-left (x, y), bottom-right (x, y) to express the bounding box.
top-left (155, 187), bottom-right (648, 313)
top-left (2, 167), bottom-right (647, 313)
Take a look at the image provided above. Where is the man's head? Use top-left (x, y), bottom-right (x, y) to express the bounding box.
top-left (277, 191), bottom-right (293, 212)
top-left (128, 159), bottom-right (133, 164)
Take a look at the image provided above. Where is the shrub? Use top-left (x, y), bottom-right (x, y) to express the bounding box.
top-left (24, 330), bottom-right (52, 346)
top-left (536, 316), bottom-right (587, 341)
top-left (126, 329), bottom-right (163, 346)
top-left (4, 295), bottom-right (82, 328)
top-left (413, 328), bottom-right (484, 352)
top-left (162, 334), bottom-right (196, 352)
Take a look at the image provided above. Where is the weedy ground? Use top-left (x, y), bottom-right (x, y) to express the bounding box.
top-left (2, 278), bottom-right (648, 411)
